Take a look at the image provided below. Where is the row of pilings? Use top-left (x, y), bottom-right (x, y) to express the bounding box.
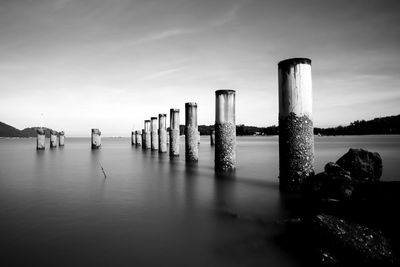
top-left (36, 129), bottom-right (65, 149)
top-left (37, 58), bottom-right (315, 192)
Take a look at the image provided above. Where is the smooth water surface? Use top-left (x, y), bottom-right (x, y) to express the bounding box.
top-left (0, 136), bottom-right (399, 266)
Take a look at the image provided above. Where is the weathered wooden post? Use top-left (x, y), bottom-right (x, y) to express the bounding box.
top-left (59, 131), bottom-right (65, 146)
top-left (151, 117), bottom-right (158, 151)
top-left (50, 130), bottom-right (58, 148)
top-left (91, 128), bottom-right (101, 149)
top-left (36, 128), bottom-right (45, 150)
top-left (278, 58), bottom-right (314, 192)
top-left (210, 130), bottom-right (215, 146)
top-left (135, 130), bottom-right (142, 146)
top-left (169, 108), bottom-right (180, 157)
top-left (131, 131), bottom-right (136, 146)
top-left (158, 114), bottom-right (167, 153)
top-left (215, 90), bottom-right (236, 172)
top-left (143, 120), bottom-right (151, 149)
top-left (185, 103), bottom-right (198, 162)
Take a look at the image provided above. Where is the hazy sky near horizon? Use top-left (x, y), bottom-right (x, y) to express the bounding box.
top-left (1, 0), bottom-right (399, 136)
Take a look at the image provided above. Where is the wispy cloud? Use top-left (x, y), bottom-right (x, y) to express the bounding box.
top-left (143, 67), bottom-right (184, 80)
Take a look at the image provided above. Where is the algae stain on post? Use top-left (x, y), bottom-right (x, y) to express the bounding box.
top-left (36, 128), bottom-right (45, 150)
top-left (278, 58), bottom-right (314, 192)
top-left (135, 130), bottom-right (142, 146)
top-left (59, 131), bottom-right (65, 146)
top-left (185, 103), bottom-right (198, 162)
top-left (169, 108), bottom-right (180, 157)
top-left (50, 130), bottom-right (58, 148)
top-left (215, 90), bottom-right (236, 172)
top-left (91, 128), bottom-right (101, 149)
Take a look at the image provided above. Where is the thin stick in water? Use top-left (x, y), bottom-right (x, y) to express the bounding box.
top-left (98, 161), bottom-right (107, 178)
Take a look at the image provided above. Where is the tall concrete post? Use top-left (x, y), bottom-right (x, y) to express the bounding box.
top-left (150, 117), bottom-right (158, 151)
top-left (135, 130), bottom-right (142, 146)
top-left (50, 130), bottom-right (58, 148)
top-left (166, 132), bottom-right (170, 145)
top-left (143, 120), bottom-right (151, 149)
top-left (210, 130), bottom-right (215, 146)
top-left (169, 108), bottom-right (180, 157)
top-left (278, 58), bottom-right (314, 192)
top-left (158, 114), bottom-right (167, 153)
top-left (185, 103), bottom-right (198, 162)
top-left (215, 90), bottom-right (236, 172)
top-left (59, 131), bottom-right (65, 146)
top-left (91, 128), bottom-right (101, 149)
top-left (131, 131), bottom-right (136, 146)
top-left (36, 128), bottom-right (45, 150)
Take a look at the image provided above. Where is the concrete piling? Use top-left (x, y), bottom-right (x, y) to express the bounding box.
top-left (50, 130), bottom-right (58, 148)
top-left (91, 128), bottom-right (101, 149)
top-left (131, 131), bottom-right (136, 146)
top-left (36, 128), bottom-right (45, 150)
top-left (185, 103), bottom-right (198, 162)
top-left (143, 120), bottom-right (151, 149)
top-left (151, 117), bottom-right (158, 151)
top-left (59, 131), bottom-right (65, 146)
top-left (215, 90), bottom-right (236, 172)
top-left (169, 108), bottom-right (180, 157)
top-left (135, 130), bottom-right (142, 146)
top-left (158, 114), bottom-right (167, 153)
top-left (210, 130), bottom-right (215, 146)
top-left (278, 58), bottom-right (314, 192)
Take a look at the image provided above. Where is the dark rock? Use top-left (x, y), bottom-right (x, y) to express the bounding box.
top-left (311, 214), bottom-right (396, 266)
top-left (336, 148), bottom-right (383, 183)
top-left (303, 162), bottom-right (354, 201)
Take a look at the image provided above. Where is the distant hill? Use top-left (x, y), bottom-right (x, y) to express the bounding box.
top-left (0, 121), bottom-right (56, 137)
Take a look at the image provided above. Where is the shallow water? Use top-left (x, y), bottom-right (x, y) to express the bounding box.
top-left (0, 135), bottom-right (399, 266)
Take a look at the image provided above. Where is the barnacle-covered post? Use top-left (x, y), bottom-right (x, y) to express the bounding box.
top-left (135, 130), bottom-right (142, 146)
top-left (185, 103), bottom-right (198, 162)
top-left (150, 117), bottom-right (158, 151)
top-left (50, 130), bottom-right (58, 148)
top-left (210, 130), bottom-right (215, 146)
top-left (143, 120), bottom-right (151, 149)
top-left (36, 128), bottom-right (45, 150)
top-left (158, 114), bottom-right (167, 153)
top-left (59, 131), bottom-right (65, 146)
top-left (215, 90), bottom-right (236, 172)
top-left (169, 108), bottom-right (180, 157)
top-left (131, 131), bottom-right (136, 146)
top-left (278, 58), bottom-right (314, 192)
top-left (91, 128), bottom-right (101, 149)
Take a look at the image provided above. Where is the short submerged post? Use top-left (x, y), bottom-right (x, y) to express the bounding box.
top-left (158, 114), bottom-right (167, 153)
top-left (210, 130), bottom-right (215, 146)
top-left (91, 128), bottom-right (101, 149)
top-left (185, 103), bottom-right (198, 162)
top-left (59, 131), bottom-right (65, 146)
top-left (151, 117), bottom-right (158, 151)
top-left (135, 130), bottom-right (142, 146)
top-left (50, 130), bottom-right (58, 148)
top-left (169, 108), bottom-right (180, 157)
top-left (131, 131), bottom-right (136, 146)
top-left (36, 128), bottom-right (45, 150)
top-left (278, 58), bottom-right (314, 192)
top-left (215, 90), bottom-right (236, 172)
top-left (143, 120), bottom-right (151, 149)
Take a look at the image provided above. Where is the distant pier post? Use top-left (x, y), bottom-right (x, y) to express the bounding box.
top-left (36, 128), bottom-right (45, 150)
top-left (151, 117), bottom-right (158, 151)
top-left (91, 128), bottom-right (101, 149)
top-left (185, 103), bottom-right (198, 162)
top-left (59, 131), bottom-right (65, 146)
top-left (50, 130), bottom-right (58, 148)
top-left (210, 130), bottom-right (215, 146)
top-left (143, 120), bottom-right (151, 149)
top-left (215, 90), bottom-right (236, 172)
top-left (131, 131), bottom-right (136, 146)
top-left (278, 58), bottom-right (314, 192)
top-left (135, 130), bottom-right (142, 146)
top-left (169, 108), bottom-right (180, 157)
top-left (158, 114), bottom-right (167, 153)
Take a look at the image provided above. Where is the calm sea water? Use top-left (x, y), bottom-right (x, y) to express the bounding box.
top-left (0, 135), bottom-right (399, 266)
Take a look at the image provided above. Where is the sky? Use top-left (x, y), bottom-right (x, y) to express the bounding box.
top-left (0, 0), bottom-right (399, 136)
